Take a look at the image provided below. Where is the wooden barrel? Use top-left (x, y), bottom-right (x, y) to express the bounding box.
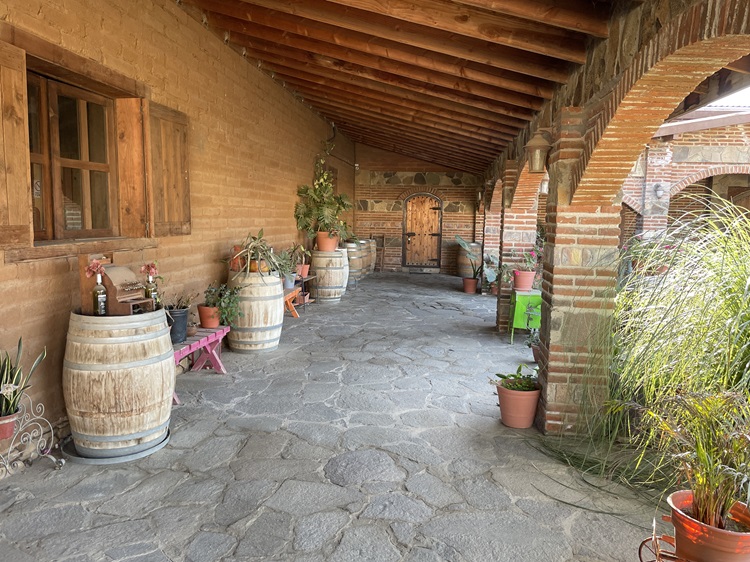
top-left (345, 242), bottom-right (364, 286)
top-left (457, 242), bottom-right (481, 278)
top-left (338, 246), bottom-right (350, 288)
top-left (366, 239), bottom-right (377, 273)
top-left (359, 240), bottom-right (371, 276)
top-left (228, 272), bottom-right (284, 352)
top-left (63, 309), bottom-right (175, 459)
top-left (311, 250), bottom-right (347, 303)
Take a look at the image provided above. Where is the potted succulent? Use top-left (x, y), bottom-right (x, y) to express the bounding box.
top-left (294, 150), bottom-right (353, 252)
top-left (289, 243), bottom-right (312, 278)
top-left (163, 289), bottom-right (199, 344)
top-left (0, 338), bottom-right (46, 440)
top-left (229, 229), bottom-right (281, 275)
top-left (455, 235), bottom-right (481, 293)
top-left (198, 282), bottom-right (243, 328)
top-left (611, 392), bottom-right (750, 562)
top-left (275, 250), bottom-right (297, 289)
top-left (489, 365), bottom-right (540, 429)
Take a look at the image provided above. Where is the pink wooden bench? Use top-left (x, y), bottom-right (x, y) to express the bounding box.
top-left (172, 325), bottom-right (230, 404)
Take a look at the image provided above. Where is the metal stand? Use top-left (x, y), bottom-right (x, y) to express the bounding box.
top-left (0, 394), bottom-right (65, 478)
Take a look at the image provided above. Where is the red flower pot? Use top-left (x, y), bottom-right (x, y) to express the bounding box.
top-left (0, 412), bottom-right (18, 440)
top-left (497, 384), bottom-right (540, 429)
top-left (316, 232), bottom-right (339, 252)
top-left (512, 270), bottom-right (535, 291)
top-left (462, 278), bottom-right (478, 293)
top-left (197, 305), bottom-right (220, 328)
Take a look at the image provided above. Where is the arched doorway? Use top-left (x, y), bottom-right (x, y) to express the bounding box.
top-left (402, 193), bottom-right (442, 272)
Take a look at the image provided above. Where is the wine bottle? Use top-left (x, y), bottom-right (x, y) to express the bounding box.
top-left (92, 273), bottom-right (107, 316)
top-left (144, 274), bottom-right (159, 309)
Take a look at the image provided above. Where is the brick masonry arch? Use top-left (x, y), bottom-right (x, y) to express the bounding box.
top-left (571, 0), bottom-right (750, 206)
top-left (621, 193), bottom-right (641, 214)
top-left (670, 165), bottom-right (750, 196)
top-left (397, 186), bottom-right (446, 202)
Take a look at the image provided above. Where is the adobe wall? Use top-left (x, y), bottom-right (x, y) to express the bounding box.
top-left (0, 0), bottom-right (354, 426)
top-left (353, 144), bottom-right (481, 274)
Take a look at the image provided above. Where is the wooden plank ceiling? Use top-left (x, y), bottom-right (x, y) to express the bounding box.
top-left (179, 0), bottom-right (621, 174)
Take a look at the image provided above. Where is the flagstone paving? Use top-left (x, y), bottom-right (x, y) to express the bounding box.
top-left (0, 273), bottom-right (657, 561)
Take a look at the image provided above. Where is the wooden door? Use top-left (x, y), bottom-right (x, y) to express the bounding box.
top-left (403, 194), bottom-right (442, 268)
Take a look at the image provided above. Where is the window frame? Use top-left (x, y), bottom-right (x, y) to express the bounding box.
top-left (27, 72), bottom-right (54, 241)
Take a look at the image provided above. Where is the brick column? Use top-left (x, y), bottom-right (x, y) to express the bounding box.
top-left (540, 204), bottom-right (620, 433)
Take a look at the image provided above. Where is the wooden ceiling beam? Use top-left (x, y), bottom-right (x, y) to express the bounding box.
top-left (234, 38), bottom-right (535, 121)
top-left (191, 3), bottom-right (554, 98)
top-left (321, 0), bottom-right (587, 62)
top-left (237, 44), bottom-right (532, 127)
top-left (211, 17), bottom-right (543, 110)
top-left (450, 0), bottom-right (609, 38)
top-left (269, 68), bottom-right (522, 135)
top-left (225, 0), bottom-right (571, 82)
top-left (277, 76), bottom-right (515, 142)
top-left (303, 97), bottom-right (505, 155)
top-left (338, 126), bottom-right (489, 173)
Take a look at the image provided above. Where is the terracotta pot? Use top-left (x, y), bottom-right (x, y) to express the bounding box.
top-left (512, 270), bottom-right (535, 291)
top-left (462, 277), bottom-right (479, 293)
top-left (0, 412), bottom-right (17, 440)
top-left (668, 490), bottom-right (750, 562)
top-left (229, 245), bottom-right (245, 272)
top-left (197, 304), bottom-right (220, 328)
top-left (497, 384), bottom-right (540, 429)
top-left (296, 264), bottom-right (311, 278)
top-left (490, 283), bottom-right (499, 295)
top-left (316, 231), bottom-right (339, 252)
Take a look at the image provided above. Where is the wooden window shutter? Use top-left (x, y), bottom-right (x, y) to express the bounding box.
top-left (0, 41), bottom-right (32, 249)
top-left (115, 97), bottom-right (148, 238)
top-left (146, 101), bottom-right (190, 237)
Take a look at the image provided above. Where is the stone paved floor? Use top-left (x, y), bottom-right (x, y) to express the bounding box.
top-left (0, 273), bottom-right (655, 561)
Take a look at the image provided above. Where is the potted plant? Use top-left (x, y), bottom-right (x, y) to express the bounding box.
top-left (525, 329), bottom-right (543, 364)
top-left (275, 250), bottom-right (297, 289)
top-left (455, 235), bottom-right (481, 293)
top-left (163, 289), bottom-right (199, 344)
top-left (611, 392), bottom-right (750, 562)
top-left (289, 243), bottom-right (312, 278)
top-left (510, 248), bottom-right (540, 291)
top-left (198, 282), bottom-right (243, 328)
top-left (294, 150), bottom-right (353, 252)
top-left (229, 229), bottom-right (281, 275)
top-left (489, 365), bottom-right (540, 429)
top-left (0, 338), bottom-right (46, 440)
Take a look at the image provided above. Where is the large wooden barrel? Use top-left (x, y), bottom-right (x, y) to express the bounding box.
top-left (457, 242), bottom-right (481, 278)
top-left (228, 272), bottom-right (284, 352)
top-left (63, 309), bottom-right (175, 459)
top-left (338, 246), bottom-right (350, 288)
top-left (311, 250), bottom-right (347, 303)
top-left (366, 239), bottom-right (377, 273)
top-left (359, 240), bottom-right (371, 276)
top-left (345, 242), bottom-right (364, 286)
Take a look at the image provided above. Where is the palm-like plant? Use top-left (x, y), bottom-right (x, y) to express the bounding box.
top-left (294, 154), bottom-right (353, 239)
top-left (231, 229), bottom-right (281, 276)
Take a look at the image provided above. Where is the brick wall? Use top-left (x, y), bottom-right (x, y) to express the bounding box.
top-left (353, 144), bottom-right (482, 273)
top-left (0, 0), bottom-right (354, 425)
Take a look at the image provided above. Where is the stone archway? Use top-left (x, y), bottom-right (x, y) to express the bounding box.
top-left (540, 0), bottom-right (750, 433)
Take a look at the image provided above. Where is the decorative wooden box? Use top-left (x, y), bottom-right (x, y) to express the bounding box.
top-left (78, 255), bottom-right (154, 316)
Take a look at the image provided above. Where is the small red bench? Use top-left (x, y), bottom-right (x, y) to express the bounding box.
top-left (172, 325), bottom-right (230, 404)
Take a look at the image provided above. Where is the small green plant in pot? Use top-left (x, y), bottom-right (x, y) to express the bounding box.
top-left (276, 250), bottom-right (297, 289)
top-left (163, 289), bottom-right (199, 344)
top-left (230, 230), bottom-right (281, 276)
top-left (490, 365), bottom-right (540, 428)
top-left (455, 235), bottom-right (482, 293)
top-left (199, 283), bottom-right (243, 328)
top-left (0, 338), bottom-right (46, 439)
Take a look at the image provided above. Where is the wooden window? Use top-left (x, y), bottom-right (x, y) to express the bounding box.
top-left (148, 103), bottom-right (190, 237)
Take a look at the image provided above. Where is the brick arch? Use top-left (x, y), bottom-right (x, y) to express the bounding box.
top-left (621, 193), bottom-right (641, 214)
top-left (508, 162), bottom-right (542, 210)
top-left (670, 165), bottom-right (750, 196)
top-left (572, 0), bottom-right (750, 206)
top-left (397, 186), bottom-right (446, 201)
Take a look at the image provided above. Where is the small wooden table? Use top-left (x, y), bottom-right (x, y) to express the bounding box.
top-left (284, 287), bottom-right (302, 317)
top-left (172, 325), bottom-right (230, 404)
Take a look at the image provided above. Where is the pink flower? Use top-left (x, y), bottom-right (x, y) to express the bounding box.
top-left (140, 262), bottom-right (159, 277)
top-left (84, 259), bottom-right (106, 278)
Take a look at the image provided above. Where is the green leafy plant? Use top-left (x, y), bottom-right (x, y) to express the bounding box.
top-left (0, 339), bottom-right (46, 417)
top-left (455, 235), bottom-right (482, 279)
top-left (490, 364), bottom-right (538, 391)
top-left (288, 243), bottom-right (311, 266)
top-left (231, 229), bottom-right (282, 276)
top-left (275, 250), bottom-right (296, 278)
top-left (203, 283), bottom-right (243, 326)
top-left (294, 147), bottom-right (353, 239)
top-left (524, 329), bottom-right (540, 348)
top-left (511, 247), bottom-right (541, 272)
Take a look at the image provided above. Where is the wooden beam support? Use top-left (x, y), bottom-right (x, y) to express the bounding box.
top-left (222, 0), bottom-right (571, 82)
top-left (193, 4), bottom-right (554, 98)
top-left (236, 39), bottom-right (535, 121)
top-left (450, 0), bottom-right (609, 38)
top-left (321, 0), bottom-right (587, 62)
top-left (214, 18), bottom-right (543, 110)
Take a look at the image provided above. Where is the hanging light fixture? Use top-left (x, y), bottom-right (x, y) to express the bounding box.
top-left (525, 129), bottom-right (552, 174)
